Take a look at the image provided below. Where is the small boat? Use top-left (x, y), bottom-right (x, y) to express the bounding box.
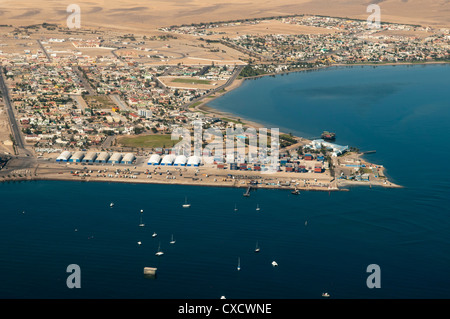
top-left (256, 204), bottom-right (260, 211)
top-left (322, 292), bottom-right (330, 298)
top-left (170, 234), bottom-right (176, 244)
top-left (139, 210), bottom-right (145, 227)
top-left (237, 257), bottom-right (241, 271)
top-left (155, 242), bottom-right (164, 256)
top-left (255, 241), bottom-right (260, 253)
top-left (137, 241), bottom-right (142, 245)
top-left (305, 220), bottom-right (308, 226)
top-left (234, 204), bottom-right (238, 212)
top-left (182, 197), bottom-right (191, 208)
top-left (271, 261), bottom-right (278, 267)
top-left (220, 296), bottom-right (226, 299)
top-left (291, 188), bottom-right (300, 195)
top-left (152, 232), bottom-right (157, 238)
top-left (110, 202), bottom-right (114, 207)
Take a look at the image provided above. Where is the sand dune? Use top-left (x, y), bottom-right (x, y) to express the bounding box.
top-left (0, 0), bottom-right (449, 31)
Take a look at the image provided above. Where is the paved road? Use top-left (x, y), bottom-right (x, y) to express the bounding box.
top-left (0, 71), bottom-right (31, 156)
top-left (37, 40), bottom-right (52, 62)
top-left (110, 94), bottom-right (133, 112)
top-left (73, 66), bottom-right (97, 96)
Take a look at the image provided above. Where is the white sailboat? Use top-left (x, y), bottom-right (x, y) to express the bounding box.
top-left (152, 232), bottom-right (157, 238)
top-left (155, 242), bottom-right (164, 256)
top-left (234, 204), bottom-right (238, 212)
top-left (110, 202), bottom-right (114, 208)
top-left (256, 204), bottom-right (260, 211)
top-left (254, 241), bottom-right (260, 253)
top-left (237, 257), bottom-right (241, 271)
top-left (139, 210), bottom-right (145, 227)
top-left (182, 197), bottom-right (191, 208)
top-left (272, 261), bottom-right (278, 267)
top-left (170, 234), bottom-right (176, 244)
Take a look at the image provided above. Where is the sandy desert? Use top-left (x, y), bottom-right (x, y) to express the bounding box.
top-left (0, 0), bottom-right (449, 32)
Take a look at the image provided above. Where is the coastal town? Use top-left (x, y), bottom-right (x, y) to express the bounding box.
top-left (0, 14), bottom-right (448, 190)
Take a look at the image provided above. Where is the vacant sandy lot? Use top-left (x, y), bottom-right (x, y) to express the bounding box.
top-left (117, 35), bottom-right (249, 65)
top-left (1, 0), bottom-right (448, 32)
top-left (158, 76), bottom-right (228, 90)
top-left (0, 103), bottom-right (14, 155)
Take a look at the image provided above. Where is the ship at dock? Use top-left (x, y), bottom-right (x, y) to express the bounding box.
top-left (321, 131), bottom-right (336, 141)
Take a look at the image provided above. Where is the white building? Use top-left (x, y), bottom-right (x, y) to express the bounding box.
top-left (161, 154), bottom-right (176, 166)
top-left (56, 151), bottom-right (72, 162)
top-left (147, 154), bottom-right (161, 165)
top-left (187, 155), bottom-right (201, 167)
top-left (308, 139), bottom-right (349, 157)
top-left (174, 155), bottom-right (187, 166)
top-left (121, 153), bottom-right (135, 164)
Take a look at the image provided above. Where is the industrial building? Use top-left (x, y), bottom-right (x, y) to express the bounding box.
top-left (187, 155), bottom-right (201, 167)
top-left (174, 155), bottom-right (187, 166)
top-left (161, 154), bottom-right (176, 166)
top-left (56, 151), bottom-right (72, 162)
top-left (95, 152), bottom-right (110, 163)
top-left (108, 153), bottom-right (123, 164)
top-left (121, 153), bottom-right (135, 165)
top-left (69, 151), bottom-right (85, 163)
top-left (308, 139), bottom-right (349, 157)
top-left (82, 152), bottom-right (97, 163)
top-left (147, 154), bottom-right (161, 165)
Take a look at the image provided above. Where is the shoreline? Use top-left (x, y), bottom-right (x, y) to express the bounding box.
top-left (0, 149), bottom-right (403, 190)
top-left (188, 61), bottom-right (441, 191)
top-left (2, 61), bottom-right (434, 191)
top-left (195, 60), bottom-right (450, 130)
top-left (2, 172), bottom-right (402, 192)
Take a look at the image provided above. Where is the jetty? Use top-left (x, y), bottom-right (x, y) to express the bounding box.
top-left (243, 186), bottom-right (251, 197)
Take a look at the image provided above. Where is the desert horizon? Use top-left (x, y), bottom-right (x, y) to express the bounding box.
top-left (0, 0), bottom-right (449, 32)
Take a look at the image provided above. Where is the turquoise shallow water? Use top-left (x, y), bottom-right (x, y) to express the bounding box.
top-left (1, 64), bottom-right (449, 299)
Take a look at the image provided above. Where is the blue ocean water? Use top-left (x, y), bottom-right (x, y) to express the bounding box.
top-left (1, 64), bottom-right (449, 299)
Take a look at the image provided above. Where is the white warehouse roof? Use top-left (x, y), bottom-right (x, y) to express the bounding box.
top-left (161, 154), bottom-right (176, 165)
top-left (147, 154), bottom-right (161, 165)
top-left (109, 153), bottom-right (123, 162)
top-left (174, 155), bottom-right (187, 166)
top-left (96, 152), bottom-right (110, 162)
top-left (122, 153), bottom-right (135, 163)
top-left (83, 152), bottom-right (97, 161)
top-left (57, 151), bottom-right (72, 161)
top-left (71, 151), bottom-right (85, 161)
top-left (187, 155), bottom-right (201, 166)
